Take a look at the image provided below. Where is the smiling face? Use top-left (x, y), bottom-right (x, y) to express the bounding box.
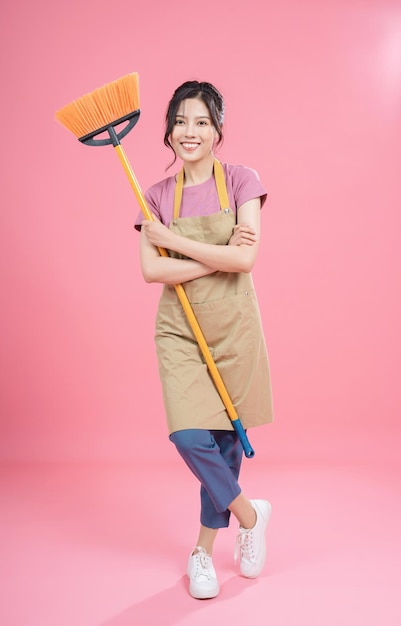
top-left (170, 97), bottom-right (216, 165)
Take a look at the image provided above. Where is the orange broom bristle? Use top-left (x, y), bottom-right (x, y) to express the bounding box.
top-left (55, 72), bottom-right (140, 139)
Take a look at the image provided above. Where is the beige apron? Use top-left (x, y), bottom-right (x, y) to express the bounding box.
top-left (155, 160), bottom-right (274, 434)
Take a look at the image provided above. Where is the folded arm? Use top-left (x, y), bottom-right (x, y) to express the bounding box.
top-left (140, 198), bottom-right (261, 284)
top-left (140, 233), bottom-right (216, 284)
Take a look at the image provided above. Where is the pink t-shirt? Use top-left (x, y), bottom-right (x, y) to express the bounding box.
top-left (135, 162), bottom-right (267, 229)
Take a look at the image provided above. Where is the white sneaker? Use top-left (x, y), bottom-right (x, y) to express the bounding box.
top-left (187, 546), bottom-right (219, 599)
top-left (235, 499), bottom-right (272, 578)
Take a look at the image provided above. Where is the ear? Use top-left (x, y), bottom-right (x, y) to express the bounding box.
top-left (212, 125), bottom-right (222, 146)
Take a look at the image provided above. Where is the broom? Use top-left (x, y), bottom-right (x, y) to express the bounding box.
top-left (55, 72), bottom-right (255, 458)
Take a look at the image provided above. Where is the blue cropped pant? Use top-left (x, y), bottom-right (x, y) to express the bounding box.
top-left (169, 429), bottom-right (243, 529)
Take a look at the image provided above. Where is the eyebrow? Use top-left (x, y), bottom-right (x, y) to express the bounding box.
top-left (175, 114), bottom-right (211, 120)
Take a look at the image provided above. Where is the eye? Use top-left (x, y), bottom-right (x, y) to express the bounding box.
top-left (174, 118), bottom-right (185, 125)
top-left (198, 120), bottom-right (208, 126)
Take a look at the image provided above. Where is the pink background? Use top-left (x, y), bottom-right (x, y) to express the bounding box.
top-left (1, 0), bottom-right (401, 624)
top-left (2, 0), bottom-right (400, 464)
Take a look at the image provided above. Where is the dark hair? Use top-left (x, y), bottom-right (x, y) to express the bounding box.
top-left (164, 81), bottom-right (225, 167)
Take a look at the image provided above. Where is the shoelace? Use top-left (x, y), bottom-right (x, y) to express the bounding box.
top-left (192, 548), bottom-right (213, 579)
top-left (234, 528), bottom-right (255, 563)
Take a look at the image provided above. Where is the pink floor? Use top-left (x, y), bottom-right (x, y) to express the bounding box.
top-left (1, 454), bottom-right (400, 626)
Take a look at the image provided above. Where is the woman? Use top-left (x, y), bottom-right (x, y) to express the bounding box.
top-left (136, 81), bottom-right (274, 599)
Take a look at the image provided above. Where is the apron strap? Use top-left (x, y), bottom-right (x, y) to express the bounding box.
top-left (173, 159), bottom-right (230, 219)
top-left (214, 159), bottom-right (230, 211)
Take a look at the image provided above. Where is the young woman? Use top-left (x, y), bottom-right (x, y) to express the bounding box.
top-left (136, 81), bottom-right (274, 599)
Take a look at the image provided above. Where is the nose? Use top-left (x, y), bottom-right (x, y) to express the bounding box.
top-left (184, 121), bottom-right (196, 137)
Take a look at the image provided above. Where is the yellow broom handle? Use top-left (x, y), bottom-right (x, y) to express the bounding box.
top-left (114, 143), bottom-right (239, 422)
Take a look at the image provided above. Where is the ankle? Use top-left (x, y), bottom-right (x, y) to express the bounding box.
top-left (240, 508), bottom-right (257, 530)
top-left (192, 545), bottom-right (212, 556)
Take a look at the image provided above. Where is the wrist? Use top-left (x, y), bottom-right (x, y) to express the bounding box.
top-left (169, 230), bottom-right (185, 253)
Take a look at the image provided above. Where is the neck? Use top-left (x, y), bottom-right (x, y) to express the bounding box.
top-left (182, 154), bottom-right (215, 186)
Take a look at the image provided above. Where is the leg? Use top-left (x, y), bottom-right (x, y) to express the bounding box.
top-left (170, 429), bottom-right (242, 533)
top-left (170, 429), bottom-right (266, 534)
top-left (193, 526), bottom-right (218, 555)
top-left (169, 429), bottom-right (271, 594)
top-left (210, 431), bottom-right (263, 531)
top-left (170, 429), bottom-right (242, 599)
top-left (209, 433), bottom-right (272, 579)
top-left (228, 493), bottom-right (257, 529)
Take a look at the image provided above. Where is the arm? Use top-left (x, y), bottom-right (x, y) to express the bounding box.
top-left (142, 197), bottom-right (261, 274)
top-left (140, 228), bottom-right (216, 284)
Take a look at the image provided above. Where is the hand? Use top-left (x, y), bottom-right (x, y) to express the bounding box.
top-left (141, 215), bottom-right (174, 249)
top-left (228, 223), bottom-right (257, 246)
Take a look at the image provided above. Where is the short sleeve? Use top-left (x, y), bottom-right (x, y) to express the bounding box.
top-left (225, 163), bottom-right (267, 210)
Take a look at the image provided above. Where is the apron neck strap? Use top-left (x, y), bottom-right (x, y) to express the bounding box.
top-left (173, 159), bottom-right (230, 219)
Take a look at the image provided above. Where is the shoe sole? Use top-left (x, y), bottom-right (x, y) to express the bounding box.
top-left (189, 584), bottom-right (219, 599)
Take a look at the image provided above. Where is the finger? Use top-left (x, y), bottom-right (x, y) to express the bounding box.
top-left (239, 232), bottom-right (256, 241)
top-left (237, 226), bottom-right (255, 236)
